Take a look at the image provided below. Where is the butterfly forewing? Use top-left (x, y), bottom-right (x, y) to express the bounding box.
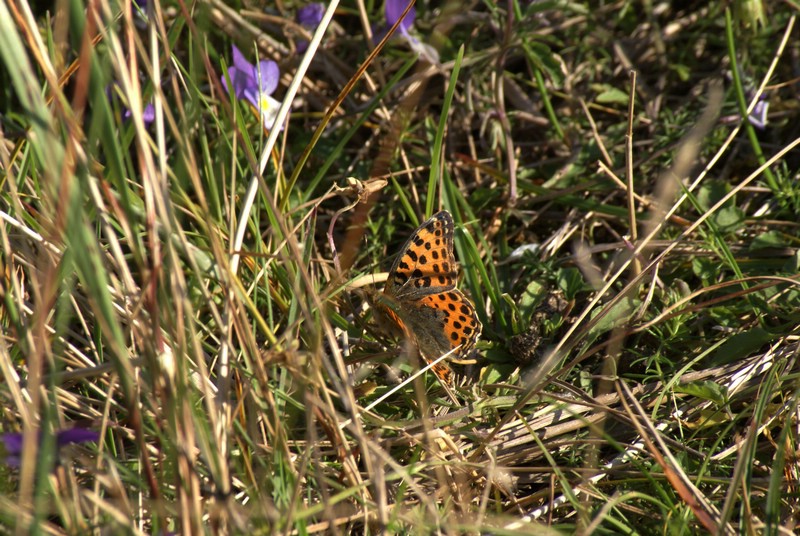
top-left (386, 211), bottom-right (458, 300)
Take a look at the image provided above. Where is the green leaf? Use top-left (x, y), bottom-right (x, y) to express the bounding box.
top-left (671, 63), bottom-right (691, 82)
top-left (556, 267), bottom-right (584, 300)
top-left (711, 327), bottom-right (774, 365)
top-left (692, 258), bottom-right (718, 281)
top-left (696, 181), bottom-right (729, 212)
top-left (587, 295), bottom-right (638, 338)
top-left (782, 250), bottom-right (800, 272)
top-left (480, 364), bottom-right (507, 384)
top-left (749, 230), bottom-right (786, 251)
top-left (521, 40), bottom-right (564, 87)
top-left (674, 381), bottom-right (728, 406)
top-left (519, 280), bottom-right (545, 321)
top-left (712, 205), bottom-right (745, 234)
top-left (596, 87), bottom-right (629, 105)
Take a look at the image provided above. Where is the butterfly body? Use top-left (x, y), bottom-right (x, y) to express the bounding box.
top-left (376, 211), bottom-right (481, 383)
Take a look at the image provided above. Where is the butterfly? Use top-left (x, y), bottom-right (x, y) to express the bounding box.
top-left (374, 210), bottom-right (482, 384)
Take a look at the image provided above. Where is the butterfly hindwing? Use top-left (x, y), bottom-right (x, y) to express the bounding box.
top-left (409, 289), bottom-right (481, 359)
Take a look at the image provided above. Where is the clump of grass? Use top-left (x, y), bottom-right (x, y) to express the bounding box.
top-left (1, 0), bottom-right (800, 533)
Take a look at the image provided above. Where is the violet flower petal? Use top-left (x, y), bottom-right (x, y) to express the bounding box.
top-left (297, 3), bottom-right (325, 28)
top-left (222, 45), bottom-right (283, 130)
top-left (296, 2), bottom-right (326, 53)
top-left (385, 0), bottom-right (416, 35)
top-left (142, 103), bottom-right (156, 124)
top-left (1, 432), bottom-right (29, 467)
top-left (225, 65), bottom-right (249, 100)
top-left (2, 428), bottom-right (99, 468)
top-left (231, 45), bottom-right (252, 74)
top-left (255, 60), bottom-right (280, 98)
top-left (223, 46), bottom-right (280, 108)
top-left (748, 99), bottom-right (768, 129)
top-left (122, 101), bottom-right (156, 126)
top-left (1, 433), bottom-right (23, 459)
top-left (56, 428), bottom-right (101, 447)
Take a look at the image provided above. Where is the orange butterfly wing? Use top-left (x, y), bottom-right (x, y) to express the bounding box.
top-left (379, 211), bottom-right (481, 383)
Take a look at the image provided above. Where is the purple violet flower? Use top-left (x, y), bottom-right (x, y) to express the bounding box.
top-left (385, 0), bottom-right (416, 36)
top-left (296, 3), bottom-right (326, 53)
top-left (123, 103), bottom-right (156, 124)
top-left (748, 98), bottom-right (769, 129)
top-left (221, 45), bottom-right (282, 131)
top-left (108, 83), bottom-right (156, 127)
top-left (297, 2), bottom-right (325, 27)
top-left (2, 427), bottom-right (100, 467)
top-left (724, 69), bottom-right (770, 131)
top-left (382, 0), bottom-right (439, 64)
